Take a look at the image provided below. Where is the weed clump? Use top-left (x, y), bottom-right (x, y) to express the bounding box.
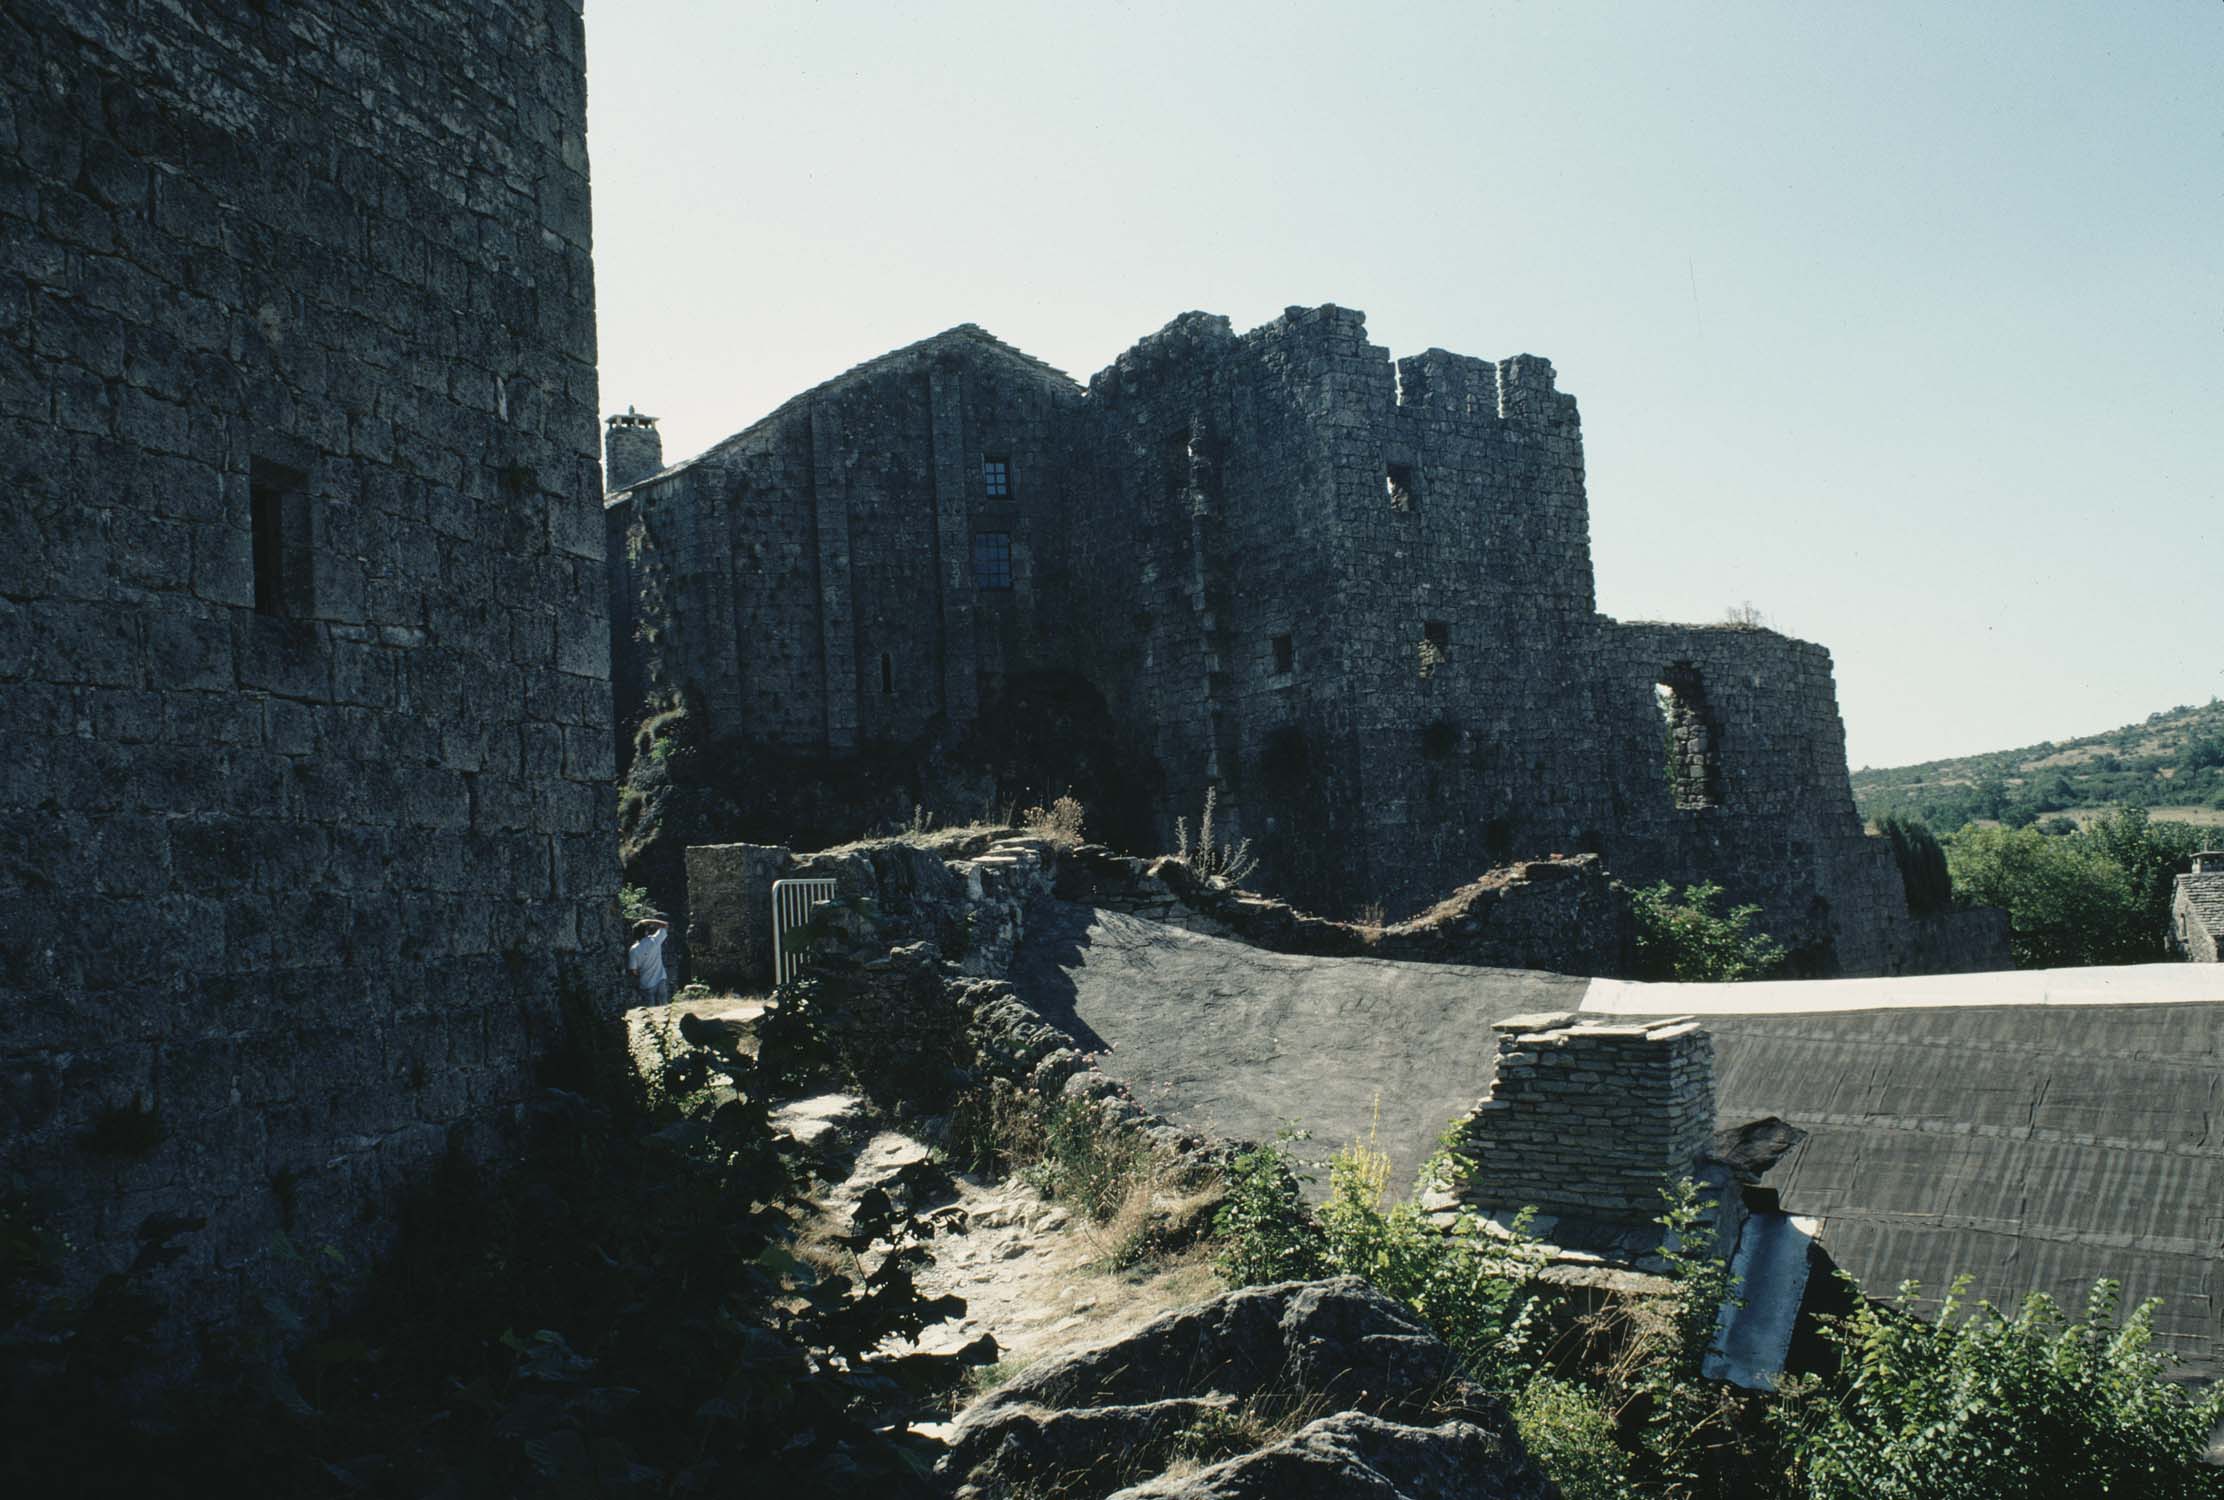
top-left (1173, 785), bottom-right (1257, 885)
top-left (1021, 793), bottom-right (1086, 847)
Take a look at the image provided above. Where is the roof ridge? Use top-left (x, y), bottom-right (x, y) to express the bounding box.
top-left (613, 324), bottom-right (1078, 493)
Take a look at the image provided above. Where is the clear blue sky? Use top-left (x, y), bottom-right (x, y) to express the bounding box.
top-left (585, 0), bottom-right (2222, 771)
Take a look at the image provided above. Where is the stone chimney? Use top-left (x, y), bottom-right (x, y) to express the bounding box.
top-left (2193, 851), bottom-right (2224, 875)
top-left (604, 406), bottom-right (662, 491)
top-left (1459, 1013), bottom-right (1716, 1224)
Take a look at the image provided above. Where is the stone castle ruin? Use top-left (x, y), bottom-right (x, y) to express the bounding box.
top-left (607, 312), bottom-right (1997, 973)
top-left (3, 0), bottom-right (614, 1345)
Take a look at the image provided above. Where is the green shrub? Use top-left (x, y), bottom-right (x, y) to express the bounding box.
top-left (1215, 1130), bottom-right (1543, 1393)
top-left (1314, 1137), bottom-right (1546, 1391)
top-left (1213, 1134), bottom-right (1328, 1286)
top-left (1511, 1376), bottom-right (1635, 1500)
top-left (1777, 1278), bottom-right (2224, 1499)
top-left (1630, 882), bottom-right (1787, 981)
top-left (1025, 1097), bottom-right (1153, 1223)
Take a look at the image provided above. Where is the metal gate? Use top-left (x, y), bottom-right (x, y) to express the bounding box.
top-left (770, 877), bottom-right (837, 986)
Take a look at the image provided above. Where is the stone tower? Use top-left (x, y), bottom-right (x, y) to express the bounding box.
top-left (1, 0), bottom-right (614, 1349)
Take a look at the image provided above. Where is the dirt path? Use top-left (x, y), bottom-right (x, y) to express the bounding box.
top-left (800, 1111), bottom-right (1220, 1431)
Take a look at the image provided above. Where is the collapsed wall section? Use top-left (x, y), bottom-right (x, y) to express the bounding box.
top-left (1, 0), bottom-right (612, 1347)
top-left (1592, 623), bottom-right (1911, 971)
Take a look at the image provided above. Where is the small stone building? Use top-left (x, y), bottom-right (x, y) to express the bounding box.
top-left (610, 312), bottom-right (1996, 974)
top-left (2174, 852), bottom-right (2224, 962)
top-left (2, 1), bottom-right (614, 1348)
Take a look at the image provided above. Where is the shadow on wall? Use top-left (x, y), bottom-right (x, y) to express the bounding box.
top-left (617, 671), bottom-right (1162, 979)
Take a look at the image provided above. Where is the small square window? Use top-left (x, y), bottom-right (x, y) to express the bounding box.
top-left (1386, 464), bottom-right (1416, 512)
top-left (973, 531), bottom-right (1013, 590)
top-left (1271, 634), bottom-right (1294, 675)
top-left (983, 457), bottom-right (1010, 499)
top-left (1423, 620), bottom-right (1450, 651)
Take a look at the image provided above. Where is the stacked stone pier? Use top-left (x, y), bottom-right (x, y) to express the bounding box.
top-left (1458, 1013), bottom-right (1716, 1227)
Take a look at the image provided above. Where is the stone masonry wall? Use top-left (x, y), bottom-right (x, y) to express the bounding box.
top-left (611, 306), bottom-right (1989, 976)
top-left (1459, 1015), bottom-right (1716, 1224)
top-left (606, 327), bottom-right (1081, 762)
top-left (1053, 845), bottom-right (1636, 977)
top-left (2176, 866), bottom-right (2224, 963)
top-left (685, 841), bottom-right (793, 989)
top-left (1, 0), bottom-right (613, 1350)
top-left (686, 835), bottom-right (1634, 989)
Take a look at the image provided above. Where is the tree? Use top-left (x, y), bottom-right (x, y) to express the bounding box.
top-left (1944, 825), bottom-right (2144, 968)
top-left (2079, 807), bottom-right (2207, 957)
top-left (1630, 882), bottom-right (1787, 981)
top-left (1875, 814), bottom-right (1952, 916)
top-left (2179, 733), bottom-right (2224, 774)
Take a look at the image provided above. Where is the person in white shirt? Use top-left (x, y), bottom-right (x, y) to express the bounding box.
top-left (627, 917), bottom-right (671, 1005)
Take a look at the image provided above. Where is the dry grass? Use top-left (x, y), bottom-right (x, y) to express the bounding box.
top-left (1021, 794), bottom-right (1087, 848)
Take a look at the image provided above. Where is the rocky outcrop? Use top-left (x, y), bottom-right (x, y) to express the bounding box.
top-left (940, 1278), bottom-right (1557, 1500)
top-left (1116, 1411), bottom-right (1548, 1500)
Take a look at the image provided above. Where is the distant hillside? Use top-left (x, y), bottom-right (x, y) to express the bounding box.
top-left (1852, 699), bottom-right (2224, 832)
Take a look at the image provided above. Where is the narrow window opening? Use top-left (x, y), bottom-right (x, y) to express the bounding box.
top-left (1386, 463), bottom-right (1416, 512)
top-left (1418, 619), bottom-right (1450, 680)
top-left (880, 652), bottom-right (895, 696)
top-left (250, 458), bottom-right (311, 617)
top-left (982, 456), bottom-right (1010, 499)
top-left (972, 531), bottom-right (1013, 590)
top-left (1271, 634), bottom-right (1294, 675)
top-left (1166, 427), bottom-right (1192, 491)
top-left (1656, 664), bottom-right (1724, 809)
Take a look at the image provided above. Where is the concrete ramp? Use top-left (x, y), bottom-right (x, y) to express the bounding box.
top-left (1009, 900), bottom-right (1586, 1187)
top-left (1013, 898), bottom-right (2224, 1378)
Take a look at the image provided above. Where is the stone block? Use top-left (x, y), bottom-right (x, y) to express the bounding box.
top-left (684, 842), bottom-right (793, 990)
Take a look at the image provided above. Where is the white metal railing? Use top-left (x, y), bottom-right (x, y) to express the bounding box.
top-left (770, 878), bottom-right (837, 986)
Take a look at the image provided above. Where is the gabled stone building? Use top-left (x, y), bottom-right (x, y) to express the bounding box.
top-left (2174, 852), bottom-right (2224, 962)
top-left (608, 310), bottom-right (2000, 975)
top-left (3, 0), bottom-right (613, 1346)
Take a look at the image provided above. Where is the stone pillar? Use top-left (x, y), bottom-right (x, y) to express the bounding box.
top-left (605, 408), bottom-right (663, 490)
top-left (685, 842), bottom-right (794, 989)
top-left (1460, 1013), bottom-right (1715, 1223)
